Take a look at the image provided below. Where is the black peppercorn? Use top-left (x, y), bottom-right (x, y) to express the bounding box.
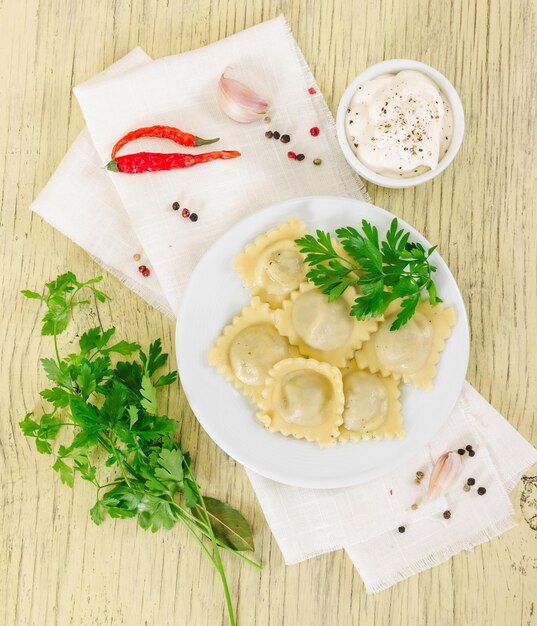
top-left (265, 131), bottom-right (273, 139)
top-left (466, 445), bottom-right (473, 451)
top-left (280, 134), bottom-right (290, 143)
top-left (457, 448), bottom-right (465, 455)
top-left (398, 526), bottom-right (405, 533)
top-left (468, 450), bottom-right (475, 457)
top-left (477, 487), bottom-right (486, 495)
top-left (172, 201), bottom-right (180, 210)
top-left (443, 510), bottom-right (451, 519)
top-left (273, 131), bottom-right (280, 140)
top-left (189, 213), bottom-right (198, 222)
top-left (467, 477), bottom-right (475, 486)
top-left (296, 153), bottom-right (305, 161)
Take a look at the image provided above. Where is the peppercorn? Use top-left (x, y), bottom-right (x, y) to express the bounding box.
top-left (138, 265), bottom-right (150, 277)
top-left (133, 253), bottom-right (141, 261)
top-left (313, 158), bottom-right (322, 165)
top-left (280, 134), bottom-right (290, 144)
top-left (172, 201), bottom-right (180, 210)
top-left (273, 131), bottom-right (280, 140)
top-left (467, 477), bottom-right (476, 486)
top-left (287, 151), bottom-right (297, 160)
top-left (443, 510), bottom-right (451, 519)
top-left (189, 213), bottom-right (198, 222)
top-left (463, 484), bottom-right (471, 492)
top-left (265, 130), bottom-right (273, 139)
top-left (411, 503), bottom-right (418, 511)
top-left (468, 450), bottom-right (475, 457)
top-left (264, 116), bottom-right (271, 123)
top-left (477, 487), bottom-right (486, 495)
top-left (457, 448), bottom-right (465, 455)
top-left (416, 471), bottom-right (424, 480)
top-left (466, 445), bottom-right (473, 451)
top-left (181, 208), bottom-right (190, 218)
top-left (296, 153), bottom-right (305, 161)
top-left (414, 478), bottom-right (421, 485)
top-left (398, 526), bottom-right (405, 533)
top-left (308, 87), bottom-right (316, 95)
top-left (310, 126), bottom-right (320, 137)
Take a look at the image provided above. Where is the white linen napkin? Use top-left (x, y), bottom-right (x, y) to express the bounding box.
top-left (31, 16), bottom-right (537, 593)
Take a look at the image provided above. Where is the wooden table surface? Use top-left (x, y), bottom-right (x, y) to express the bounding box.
top-left (1, 1), bottom-right (536, 625)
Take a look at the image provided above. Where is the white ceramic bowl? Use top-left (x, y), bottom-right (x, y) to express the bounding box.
top-left (336, 59), bottom-right (465, 189)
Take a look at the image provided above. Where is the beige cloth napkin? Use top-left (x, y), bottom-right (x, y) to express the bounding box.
top-left (31, 16), bottom-right (537, 593)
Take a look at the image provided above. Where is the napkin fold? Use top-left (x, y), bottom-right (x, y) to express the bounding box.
top-left (31, 16), bottom-right (537, 593)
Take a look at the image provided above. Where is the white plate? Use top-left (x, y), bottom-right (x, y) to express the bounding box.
top-left (176, 196), bottom-right (469, 488)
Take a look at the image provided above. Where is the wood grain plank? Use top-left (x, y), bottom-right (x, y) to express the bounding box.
top-left (0, 1), bottom-right (536, 625)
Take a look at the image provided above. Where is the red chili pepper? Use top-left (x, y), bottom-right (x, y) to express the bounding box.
top-left (111, 125), bottom-right (219, 158)
top-left (106, 150), bottom-right (241, 174)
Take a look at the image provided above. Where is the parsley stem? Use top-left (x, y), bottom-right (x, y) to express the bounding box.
top-left (184, 460), bottom-right (236, 626)
top-left (53, 323), bottom-right (61, 365)
top-left (168, 501), bottom-right (261, 569)
top-left (179, 514), bottom-right (217, 567)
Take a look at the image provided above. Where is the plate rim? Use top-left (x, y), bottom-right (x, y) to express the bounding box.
top-left (176, 195), bottom-right (470, 488)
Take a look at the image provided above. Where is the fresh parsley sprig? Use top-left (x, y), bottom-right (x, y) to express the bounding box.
top-left (20, 272), bottom-right (258, 626)
top-left (296, 218), bottom-right (442, 330)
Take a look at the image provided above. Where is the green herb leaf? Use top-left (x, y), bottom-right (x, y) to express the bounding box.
top-left (138, 494), bottom-right (177, 532)
top-left (40, 387), bottom-right (70, 408)
top-left (21, 289), bottom-right (43, 300)
top-left (69, 397), bottom-right (103, 428)
top-left (90, 500), bottom-right (106, 525)
top-left (128, 405), bottom-right (139, 428)
top-left (140, 375), bottom-right (157, 415)
top-left (52, 458), bottom-right (75, 487)
top-left (196, 497), bottom-right (255, 552)
top-left (154, 371), bottom-right (178, 387)
top-left (35, 438), bottom-right (53, 454)
top-left (154, 448), bottom-right (184, 488)
top-left (104, 340), bottom-right (140, 356)
top-left (19, 413), bottom-right (39, 436)
top-left (76, 361), bottom-right (97, 399)
top-left (183, 479), bottom-right (199, 508)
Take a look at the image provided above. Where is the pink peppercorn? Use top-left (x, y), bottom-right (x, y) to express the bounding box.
top-left (310, 126), bottom-right (320, 137)
top-left (308, 87), bottom-right (316, 95)
top-left (287, 151), bottom-right (297, 160)
top-left (138, 265), bottom-right (150, 277)
top-left (182, 208), bottom-right (190, 218)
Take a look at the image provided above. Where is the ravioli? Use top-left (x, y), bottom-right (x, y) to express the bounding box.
top-left (275, 282), bottom-right (379, 367)
top-left (355, 299), bottom-right (456, 389)
top-left (339, 365), bottom-right (404, 442)
top-left (208, 297), bottom-right (296, 403)
top-left (234, 218), bottom-right (307, 307)
top-left (257, 357), bottom-right (344, 446)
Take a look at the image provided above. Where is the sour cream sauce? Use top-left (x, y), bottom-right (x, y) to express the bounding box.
top-left (345, 70), bottom-right (453, 178)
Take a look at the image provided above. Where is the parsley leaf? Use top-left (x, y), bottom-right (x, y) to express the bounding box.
top-left (140, 375), bottom-right (157, 415)
top-left (296, 217), bottom-right (441, 330)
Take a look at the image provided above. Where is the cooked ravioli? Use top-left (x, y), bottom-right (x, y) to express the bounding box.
top-left (355, 300), bottom-right (456, 389)
top-left (208, 297), bottom-right (296, 403)
top-left (275, 282), bottom-right (378, 367)
top-left (257, 357), bottom-right (344, 446)
top-left (339, 366), bottom-right (404, 442)
top-left (234, 218), bottom-right (307, 307)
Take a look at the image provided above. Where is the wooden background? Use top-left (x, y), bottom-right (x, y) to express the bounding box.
top-left (1, 1), bottom-right (536, 624)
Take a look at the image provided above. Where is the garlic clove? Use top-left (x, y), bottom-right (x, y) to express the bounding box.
top-left (425, 451), bottom-right (462, 501)
top-left (217, 72), bottom-right (269, 123)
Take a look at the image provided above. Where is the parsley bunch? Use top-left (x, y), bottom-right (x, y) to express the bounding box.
top-left (296, 218), bottom-right (442, 330)
top-left (20, 272), bottom-right (258, 626)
